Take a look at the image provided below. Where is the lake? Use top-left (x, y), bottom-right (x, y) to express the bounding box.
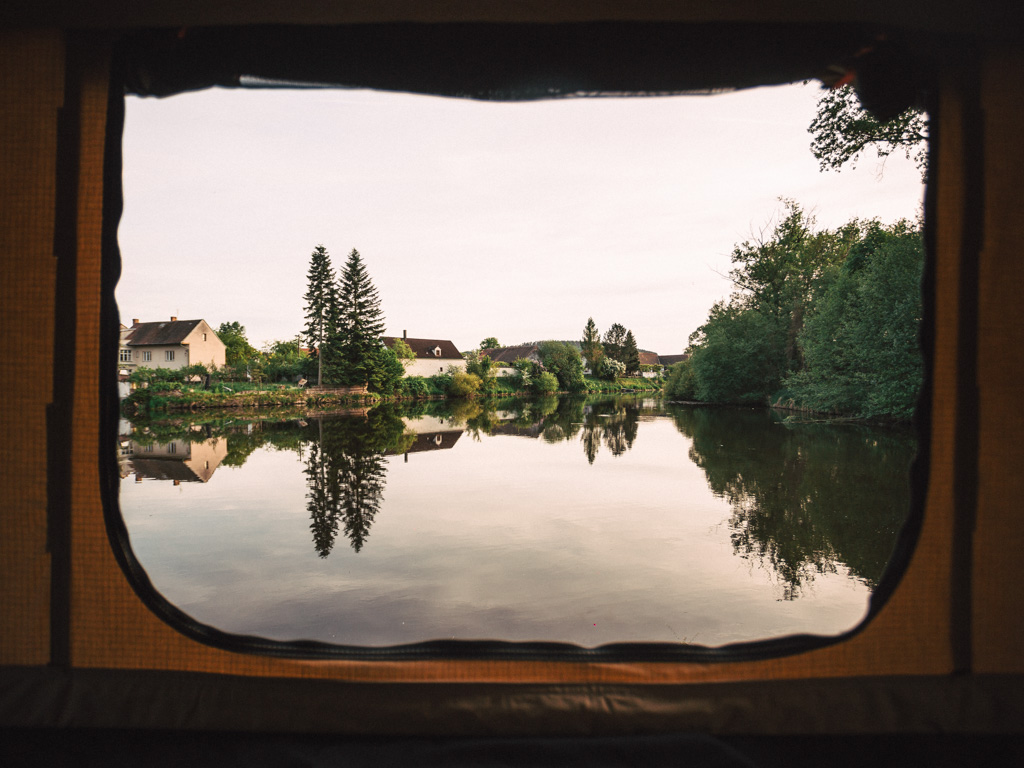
top-left (117, 396), bottom-right (916, 649)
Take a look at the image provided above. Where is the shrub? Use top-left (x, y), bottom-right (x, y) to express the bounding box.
top-left (534, 371), bottom-right (559, 394)
top-left (664, 359), bottom-right (697, 400)
top-left (428, 373), bottom-right (453, 396)
top-left (400, 376), bottom-right (430, 399)
top-left (448, 371), bottom-right (482, 398)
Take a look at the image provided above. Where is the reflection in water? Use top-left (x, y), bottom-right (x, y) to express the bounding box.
top-left (120, 430), bottom-right (229, 484)
top-left (670, 406), bottom-right (915, 598)
top-left (304, 409), bottom-right (410, 555)
top-left (119, 396), bottom-right (916, 645)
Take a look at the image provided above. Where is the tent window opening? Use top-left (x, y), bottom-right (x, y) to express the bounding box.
top-left (110, 31), bottom-right (928, 661)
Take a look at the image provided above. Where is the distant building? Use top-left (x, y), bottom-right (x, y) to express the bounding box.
top-left (658, 353), bottom-right (690, 368)
top-left (480, 344), bottom-right (542, 375)
top-left (638, 351), bottom-right (663, 378)
top-left (120, 317), bottom-right (227, 373)
top-left (382, 332), bottom-right (466, 377)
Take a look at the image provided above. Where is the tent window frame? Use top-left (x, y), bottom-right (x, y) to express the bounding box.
top-left (98, 22), bottom-right (934, 664)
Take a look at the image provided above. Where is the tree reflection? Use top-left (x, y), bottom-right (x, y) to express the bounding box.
top-left (304, 406), bottom-right (412, 556)
top-left (580, 397), bottom-right (641, 461)
top-left (670, 405), bottom-right (915, 598)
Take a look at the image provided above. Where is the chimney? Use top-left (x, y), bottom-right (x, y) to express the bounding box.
top-left (403, 330), bottom-right (407, 339)
top-left (132, 318), bottom-right (139, 325)
top-left (170, 316), bottom-right (177, 322)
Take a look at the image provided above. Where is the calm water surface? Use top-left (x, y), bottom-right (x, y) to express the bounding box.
top-left (118, 396), bottom-right (916, 647)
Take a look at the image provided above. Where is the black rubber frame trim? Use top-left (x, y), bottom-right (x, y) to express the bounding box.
top-left (95, 22), bottom-right (940, 664)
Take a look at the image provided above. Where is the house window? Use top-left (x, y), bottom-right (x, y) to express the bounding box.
top-left (119, 349), bottom-right (132, 363)
top-left (165, 350), bottom-right (175, 361)
top-left (203, 333), bottom-right (207, 341)
top-left (167, 442), bottom-right (176, 454)
top-left (142, 351), bottom-right (151, 362)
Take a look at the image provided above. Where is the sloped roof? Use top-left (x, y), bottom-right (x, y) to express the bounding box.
top-left (404, 430), bottom-right (463, 453)
top-left (639, 351), bottom-right (661, 366)
top-left (126, 319), bottom-right (203, 346)
top-left (382, 336), bottom-right (463, 360)
top-left (128, 458), bottom-right (204, 483)
top-left (659, 353), bottom-right (690, 366)
top-left (480, 345), bottom-right (539, 364)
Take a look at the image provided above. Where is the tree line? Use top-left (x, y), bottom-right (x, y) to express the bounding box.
top-left (665, 201), bottom-right (924, 421)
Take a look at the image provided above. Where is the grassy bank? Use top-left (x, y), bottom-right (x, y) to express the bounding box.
top-left (121, 374), bottom-right (665, 415)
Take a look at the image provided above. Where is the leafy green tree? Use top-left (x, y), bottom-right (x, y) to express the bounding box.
top-left (365, 346), bottom-right (405, 395)
top-left (464, 351), bottom-right (498, 395)
top-left (511, 357), bottom-right (538, 391)
top-left (785, 219), bottom-right (924, 419)
top-left (302, 244), bottom-right (339, 386)
top-left (727, 200), bottom-right (849, 366)
top-left (262, 339), bottom-right (306, 383)
top-left (328, 248), bottom-right (387, 387)
top-left (390, 338), bottom-right (415, 369)
top-left (663, 359), bottom-right (697, 400)
top-left (684, 200), bottom-right (851, 404)
top-left (602, 323), bottom-right (629, 364)
top-left (688, 303), bottom-right (787, 404)
top-left (809, 85), bottom-right (927, 175)
top-left (580, 318), bottom-right (604, 373)
top-left (538, 341), bottom-right (585, 392)
top-left (534, 371), bottom-right (559, 394)
top-left (217, 321), bottom-right (258, 368)
top-left (479, 337), bottom-right (499, 351)
top-left (622, 330), bottom-right (641, 376)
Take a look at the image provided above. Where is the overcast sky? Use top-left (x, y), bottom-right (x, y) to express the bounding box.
top-left (117, 81), bottom-right (924, 355)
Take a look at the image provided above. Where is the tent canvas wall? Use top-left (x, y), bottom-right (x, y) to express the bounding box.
top-left (2, 1), bottom-right (1023, 761)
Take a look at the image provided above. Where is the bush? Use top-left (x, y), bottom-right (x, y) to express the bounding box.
top-left (664, 359), bottom-right (697, 400)
top-left (597, 358), bottom-right (626, 380)
top-left (448, 371), bottom-right (483, 398)
top-left (538, 341), bottom-right (585, 392)
top-left (399, 376), bottom-right (430, 399)
top-left (534, 371), bottom-right (559, 394)
top-left (428, 373), bottom-right (453, 395)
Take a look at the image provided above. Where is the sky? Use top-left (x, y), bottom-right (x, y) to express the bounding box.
top-left (117, 81), bottom-right (924, 355)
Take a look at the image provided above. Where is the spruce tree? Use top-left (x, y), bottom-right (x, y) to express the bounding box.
top-left (603, 323), bottom-right (629, 363)
top-left (623, 330), bottom-right (641, 375)
top-left (302, 244), bottom-right (338, 386)
top-left (330, 248), bottom-right (386, 386)
top-left (581, 317), bottom-right (604, 374)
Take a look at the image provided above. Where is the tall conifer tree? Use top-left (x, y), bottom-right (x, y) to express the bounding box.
top-left (623, 330), bottom-right (641, 375)
top-left (302, 244), bottom-right (338, 386)
top-left (603, 323), bottom-right (629, 363)
top-left (330, 248), bottom-right (387, 386)
top-left (581, 317), bottom-right (603, 373)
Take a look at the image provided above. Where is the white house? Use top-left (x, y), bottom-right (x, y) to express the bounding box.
top-left (480, 344), bottom-right (542, 376)
top-left (382, 333), bottom-right (466, 377)
top-left (120, 317), bottom-right (227, 373)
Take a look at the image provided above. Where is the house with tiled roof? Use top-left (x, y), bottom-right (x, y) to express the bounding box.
top-left (120, 317), bottom-right (226, 373)
top-left (382, 332), bottom-right (466, 377)
top-left (480, 344), bottom-right (542, 375)
top-left (658, 353), bottom-right (690, 367)
top-left (638, 351), bottom-right (663, 378)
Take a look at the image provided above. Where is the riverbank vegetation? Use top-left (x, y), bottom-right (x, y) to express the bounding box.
top-left (665, 202), bottom-right (923, 422)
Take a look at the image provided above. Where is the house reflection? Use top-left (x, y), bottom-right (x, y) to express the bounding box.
top-left (123, 437), bottom-right (229, 484)
top-left (394, 431), bottom-right (463, 461)
top-left (395, 415), bottom-right (463, 460)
